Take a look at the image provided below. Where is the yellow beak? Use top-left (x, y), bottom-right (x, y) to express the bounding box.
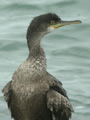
top-left (50, 20), bottom-right (82, 29)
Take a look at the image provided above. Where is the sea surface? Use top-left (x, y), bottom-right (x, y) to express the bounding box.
top-left (0, 0), bottom-right (90, 120)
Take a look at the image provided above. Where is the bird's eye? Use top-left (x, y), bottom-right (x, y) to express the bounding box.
top-left (51, 20), bottom-right (55, 25)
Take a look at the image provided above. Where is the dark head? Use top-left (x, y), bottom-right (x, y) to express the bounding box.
top-left (27, 13), bottom-right (81, 50)
top-left (27, 13), bottom-right (61, 39)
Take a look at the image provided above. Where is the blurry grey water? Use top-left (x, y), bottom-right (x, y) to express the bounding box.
top-left (0, 0), bottom-right (90, 120)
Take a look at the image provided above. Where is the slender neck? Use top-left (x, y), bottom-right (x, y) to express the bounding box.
top-left (27, 32), bottom-right (47, 68)
top-left (26, 32), bottom-right (47, 78)
top-left (27, 32), bottom-right (44, 54)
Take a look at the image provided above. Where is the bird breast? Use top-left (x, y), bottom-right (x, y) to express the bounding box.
top-left (12, 56), bottom-right (46, 81)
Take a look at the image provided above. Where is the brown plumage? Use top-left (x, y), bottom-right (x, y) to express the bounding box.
top-left (2, 13), bottom-right (81, 120)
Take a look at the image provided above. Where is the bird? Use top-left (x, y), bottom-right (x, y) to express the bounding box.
top-left (2, 13), bottom-right (81, 120)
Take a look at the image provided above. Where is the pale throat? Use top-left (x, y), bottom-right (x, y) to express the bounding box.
top-left (47, 26), bottom-right (55, 32)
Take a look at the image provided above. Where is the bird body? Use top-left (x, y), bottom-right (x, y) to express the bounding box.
top-left (2, 13), bottom-right (81, 120)
top-left (3, 71), bottom-right (73, 120)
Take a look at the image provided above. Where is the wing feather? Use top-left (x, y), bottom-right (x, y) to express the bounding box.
top-left (46, 72), bottom-right (74, 120)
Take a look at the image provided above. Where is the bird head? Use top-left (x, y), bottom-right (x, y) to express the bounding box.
top-left (27, 13), bottom-right (81, 38)
top-left (26, 13), bottom-right (81, 51)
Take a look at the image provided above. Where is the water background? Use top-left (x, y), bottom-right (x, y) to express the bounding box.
top-left (0, 0), bottom-right (90, 120)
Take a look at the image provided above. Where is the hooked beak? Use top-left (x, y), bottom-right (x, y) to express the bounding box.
top-left (50, 20), bottom-right (82, 29)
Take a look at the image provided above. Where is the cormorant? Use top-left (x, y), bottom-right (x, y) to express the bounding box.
top-left (2, 13), bottom-right (81, 120)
